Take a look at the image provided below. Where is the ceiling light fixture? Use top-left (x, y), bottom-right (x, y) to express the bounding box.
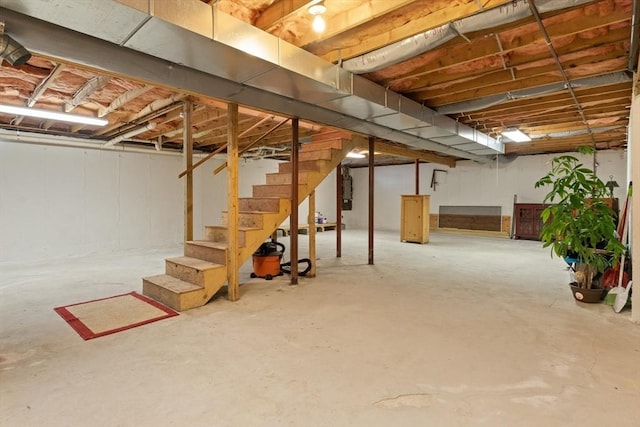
top-left (308, 1), bottom-right (327, 15)
top-left (0, 104), bottom-right (108, 126)
top-left (501, 127), bottom-right (531, 142)
top-left (308, 1), bottom-right (327, 33)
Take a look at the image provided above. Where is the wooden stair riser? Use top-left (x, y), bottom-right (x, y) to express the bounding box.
top-left (204, 226), bottom-right (249, 246)
top-left (221, 211), bottom-right (265, 228)
top-left (142, 275), bottom-right (209, 312)
top-left (253, 184), bottom-right (307, 198)
top-left (301, 139), bottom-right (345, 152)
top-left (278, 159), bottom-right (328, 173)
top-left (265, 171), bottom-right (309, 185)
top-left (239, 197), bottom-right (281, 212)
top-left (311, 131), bottom-right (351, 143)
top-left (298, 149), bottom-right (335, 161)
top-left (184, 242), bottom-right (227, 265)
top-left (165, 259), bottom-right (226, 288)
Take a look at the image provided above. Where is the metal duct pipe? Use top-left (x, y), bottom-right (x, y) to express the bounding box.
top-left (0, 33), bottom-right (31, 66)
top-left (106, 121), bottom-right (157, 146)
top-left (0, 3), bottom-right (498, 163)
top-left (0, 128), bottom-right (209, 157)
top-left (436, 72), bottom-right (633, 114)
top-left (342, 0), bottom-right (593, 74)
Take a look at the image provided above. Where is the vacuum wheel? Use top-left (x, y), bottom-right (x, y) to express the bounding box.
top-left (265, 274), bottom-right (273, 280)
top-left (250, 272), bottom-right (256, 278)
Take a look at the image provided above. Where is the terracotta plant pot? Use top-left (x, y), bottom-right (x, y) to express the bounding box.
top-left (569, 283), bottom-right (605, 303)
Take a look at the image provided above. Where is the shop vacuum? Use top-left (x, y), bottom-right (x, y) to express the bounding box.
top-left (250, 240), bottom-right (312, 280)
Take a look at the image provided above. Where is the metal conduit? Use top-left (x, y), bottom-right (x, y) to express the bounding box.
top-left (528, 1), bottom-right (598, 168)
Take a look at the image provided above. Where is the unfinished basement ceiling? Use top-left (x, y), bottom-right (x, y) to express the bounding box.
top-left (0, 0), bottom-right (636, 163)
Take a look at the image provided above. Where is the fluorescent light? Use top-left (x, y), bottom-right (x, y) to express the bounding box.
top-left (501, 128), bottom-right (531, 142)
top-left (0, 104), bottom-right (108, 126)
top-left (346, 151), bottom-right (366, 159)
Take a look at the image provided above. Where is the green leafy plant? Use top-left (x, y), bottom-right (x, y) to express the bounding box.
top-left (534, 147), bottom-right (625, 289)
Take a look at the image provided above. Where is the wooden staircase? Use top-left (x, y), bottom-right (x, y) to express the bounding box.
top-left (142, 132), bottom-right (356, 311)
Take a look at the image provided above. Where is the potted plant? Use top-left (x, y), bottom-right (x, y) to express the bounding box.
top-left (534, 147), bottom-right (625, 302)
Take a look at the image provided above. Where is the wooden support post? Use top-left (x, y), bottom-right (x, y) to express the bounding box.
top-left (368, 136), bottom-right (375, 265)
top-left (308, 190), bottom-right (317, 278)
top-left (290, 118), bottom-right (299, 285)
top-left (226, 103), bottom-right (240, 301)
top-left (415, 159), bottom-right (420, 195)
top-left (336, 164), bottom-right (343, 258)
top-left (183, 100), bottom-right (193, 242)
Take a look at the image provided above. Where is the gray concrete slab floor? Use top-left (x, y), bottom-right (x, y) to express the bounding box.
top-left (1, 230), bottom-right (639, 426)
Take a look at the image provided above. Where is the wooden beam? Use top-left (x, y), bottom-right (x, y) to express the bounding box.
top-left (321, 0), bottom-right (515, 62)
top-left (226, 103), bottom-right (240, 302)
top-left (386, 11), bottom-right (630, 87)
top-left (297, 0), bottom-right (416, 48)
top-left (420, 62), bottom-right (628, 107)
top-left (256, 0), bottom-right (310, 31)
top-left (183, 100), bottom-right (194, 242)
top-left (402, 41), bottom-right (629, 93)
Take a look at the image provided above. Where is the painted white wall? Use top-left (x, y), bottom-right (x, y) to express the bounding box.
top-left (0, 139), bottom-right (341, 264)
top-left (2, 138), bottom-right (626, 263)
top-left (342, 150), bottom-right (628, 231)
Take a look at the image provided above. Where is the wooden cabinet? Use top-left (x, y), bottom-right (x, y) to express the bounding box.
top-left (514, 203), bottom-right (547, 240)
top-left (401, 195), bottom-right (430, 243)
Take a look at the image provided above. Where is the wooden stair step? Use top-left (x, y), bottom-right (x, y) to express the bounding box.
top-left (239, 197), bottom-right (281, 212)
top-left (142, 274), bottom-right (204, 311)
top-left (184, 240), bottom-right (227, 264)
top-left (221, 211), bottom-right (265, 227)
top-left (253, 184), bottom-right (306, 198)
top-left (165, 256), bottom-right (226, 288)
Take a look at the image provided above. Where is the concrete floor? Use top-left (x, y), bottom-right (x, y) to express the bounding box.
top-left (1, 230), bottom-right (638, 427)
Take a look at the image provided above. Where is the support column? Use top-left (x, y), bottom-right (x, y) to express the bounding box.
top-left (226, 103), bottom-right (240, 301)
top-left (336, 164), bottom-right (342, 258)
top-left (368, 136), bottom-right (375, 265)
top-left (308, 190), bottom-right (317, 278)
top-left (183, 100), bottom-right (193, 242)
top-left (290, 118), bottom-right (299, 285)
top-left (415, 159), bottom-right (420, 195)
top-left (630, 73), bottom-right (639, 323)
